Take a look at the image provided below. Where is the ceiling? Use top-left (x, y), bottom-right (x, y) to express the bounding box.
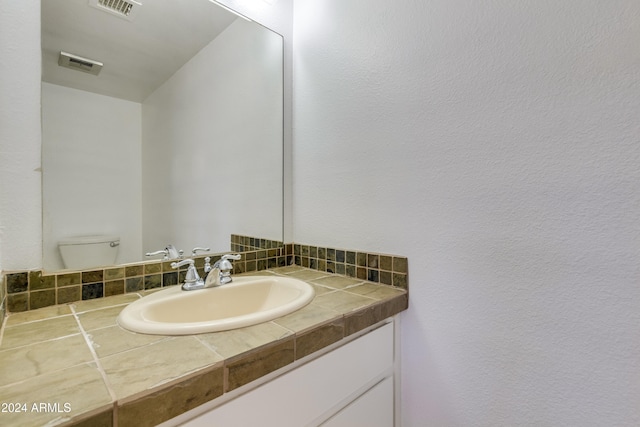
top-left (41, 0), bottom-right (237, 102)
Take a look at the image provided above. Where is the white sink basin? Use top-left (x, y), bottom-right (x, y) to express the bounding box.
top-left (117, 275), bottom-right (315, 335)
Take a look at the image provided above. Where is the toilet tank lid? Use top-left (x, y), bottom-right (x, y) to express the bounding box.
top-left (59, 235), bottom-right (120, 246)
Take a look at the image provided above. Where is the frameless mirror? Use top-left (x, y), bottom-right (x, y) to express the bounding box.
top-left (41, 0), bottom-right (284, 271)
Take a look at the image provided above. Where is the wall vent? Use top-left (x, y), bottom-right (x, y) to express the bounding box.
top-left (58, 51), bottom-right (103, 76)
top-left (88, 0), bottom-right (142, 21)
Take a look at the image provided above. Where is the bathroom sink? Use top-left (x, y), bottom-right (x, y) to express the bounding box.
top-left (117, 275), bottom-right (315, 335)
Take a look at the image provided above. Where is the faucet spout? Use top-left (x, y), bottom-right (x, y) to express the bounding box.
top-left (204, 253), bottom-right (242, 287)
top-left (166, 244), bottom-right (183, 259)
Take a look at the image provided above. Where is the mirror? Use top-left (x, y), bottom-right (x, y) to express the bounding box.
top-left (41, 0), bottom-right (284, 271)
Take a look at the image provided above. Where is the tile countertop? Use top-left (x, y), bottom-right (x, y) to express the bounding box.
top-left (0, 266), bottom-right (408, 427)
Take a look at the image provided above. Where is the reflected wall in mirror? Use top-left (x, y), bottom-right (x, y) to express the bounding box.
top-left (41, 0), bottom-right (284, 271)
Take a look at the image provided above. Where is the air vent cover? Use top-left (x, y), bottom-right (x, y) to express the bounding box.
top-left (89, 0), bottom-right (142, 21)
top-left (58, 51), bottom-right (103, 76)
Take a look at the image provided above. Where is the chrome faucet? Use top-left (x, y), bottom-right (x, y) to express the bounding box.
top-left (171, 258), bottom-right (205, 291)
top-left (173, 254), bottom-right (242, 291)
top-left (204, 254), bottom-right (242, 287)
top-left (166, 244), bottom-right (183, 259)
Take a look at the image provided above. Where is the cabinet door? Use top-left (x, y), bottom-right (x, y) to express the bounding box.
top-left (180, 322), bottom-right (394, 427)
top-left (321, 377), bottom-right (394, 427)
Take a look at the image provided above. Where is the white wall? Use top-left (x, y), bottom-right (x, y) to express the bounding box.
top-left (142, 18), bottom-right (283, 254)
top-left (0, 0), bottom-right (41, 272)
top-left (293, 0), bottom-right (640, 426)
top-left (41, 83), bottom-right (142, 270)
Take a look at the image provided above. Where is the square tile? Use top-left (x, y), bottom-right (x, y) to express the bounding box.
top-left (226, 338), bottom-right (294, 391)
top-left (7, 293), bottom-right (28, 312)
top-left (57, 272), bottom-right (82, 287)
top-left (0, 363), bottom-right (112, 427)
top-left (6, 272), bottom-right (28, 293)
top-left (4, 304), bottom-right (72, 327)
top-left (197, 322), bottom-right (292, 360)
top-left (1, 315), bottom-right (80, 350)
top-left (0, 334), bottom-right (94, 385)
top-left (76, 305), bottom-right (127, 331)
top-left (312, 290), bottom-right (376, 313)
top-left (311, 275), bottom-right (364, 290)
top-left (73, 294), bottom-right (139, 313)
top-left (345, 283), bottom-right (406, 301)
top-left (100, 337), bottom-right (222, 399)
top-left (58, 285), bottom-right (81, 304)
top-left (273, 303), bottom-right (341, 334)
top-left (88, 325), bottom-right (168, 358)
top-left (82, 283), bottom-right (104, 300)
top-left (117, 365), bottom-right (223, 427)
top-left (29, 289), bottom-right (56, 310)
top-left (29, 271), bottom-right (55, 291)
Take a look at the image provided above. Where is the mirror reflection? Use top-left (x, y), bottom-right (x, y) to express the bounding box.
top-left (41, 0), bottom-right (284, 271)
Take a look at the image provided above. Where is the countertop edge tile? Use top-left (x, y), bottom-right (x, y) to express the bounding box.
top-left (225, 336), bottom-right (296, 392)
top-left (295, 316), bottom-right (345, 360)
top-left (59, 403), bottom-right (115, 427)
top-left (219, 326), bottom-right (295, 364)
top-left (117, 364), bottom-right (224, 427)
top-left (344, 294), bottom-right (408, 337)
top-left (115, 360), bottom-right (225, 407)
top-left (345, 303), bottom-right (384, 337)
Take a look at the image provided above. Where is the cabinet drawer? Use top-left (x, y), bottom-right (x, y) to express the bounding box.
top-left (182, 321), bottom-right (395, 427)
top-left (321, 376), bottom-right (394, 427)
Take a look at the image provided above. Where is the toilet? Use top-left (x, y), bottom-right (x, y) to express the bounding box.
top-left (58, 235), bottom-right (120, 270)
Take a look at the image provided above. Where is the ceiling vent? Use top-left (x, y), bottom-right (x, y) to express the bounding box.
top-left (58, 51), bottom-right (103, 76)
top-left (88, 0), bottom-right (142, 21)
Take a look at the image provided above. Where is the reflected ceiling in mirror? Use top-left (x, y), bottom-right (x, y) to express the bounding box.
top-left (42, 0), bottom-right (237, 101)
top-left (41, 0), bottom-right (284, 272)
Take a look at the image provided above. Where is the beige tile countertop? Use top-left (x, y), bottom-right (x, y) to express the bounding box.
top-left (0, 266), bottom-right (408, 427)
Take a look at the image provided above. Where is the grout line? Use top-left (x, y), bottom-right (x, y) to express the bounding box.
top-left (193, 335), bottom-right (226, 361)
top-left (99, 334), bottom-right (173, 359)
top-left (71, 301), bottom-right (136, 315)
top-left (3, 308), bottom-right (75, 323)
top-left (69, 304), bottom-right (118, 403)
top-left (0, 331), bottom-right (82, 352)
top-left (341, 289), bottom-right (385, 301)
top-left (0, 308), bottom-right (5, 347)
top-left (0, 359), bottom-right (99, 391)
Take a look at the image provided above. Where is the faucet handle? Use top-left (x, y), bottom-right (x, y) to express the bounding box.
top-left (214, 253), bottom-right (242, 270)
top-left (146, 249), bottom-right (169, 260)
top-left (170, 258), bottom-right (194, 269)
top-left (146, 245), bottom-right (183, 260)
top-left (192, 247), bottom-right (210, 256)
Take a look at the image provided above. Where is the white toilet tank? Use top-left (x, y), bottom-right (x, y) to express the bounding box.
top-left (58, 235), bottom-right (120, 270)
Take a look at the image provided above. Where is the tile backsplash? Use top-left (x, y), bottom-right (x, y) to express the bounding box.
top-left (289, 243), bottom-right (408, 290)
top-left (231, 234), bottom-right (284, 252)
top-left (1, 237), bottom-right (408, 314)
top-left (2, 248), bottom-right (287, 314)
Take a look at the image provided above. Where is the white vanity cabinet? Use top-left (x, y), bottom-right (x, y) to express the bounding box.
top-left (168, 319), bottom-right (398, 427)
